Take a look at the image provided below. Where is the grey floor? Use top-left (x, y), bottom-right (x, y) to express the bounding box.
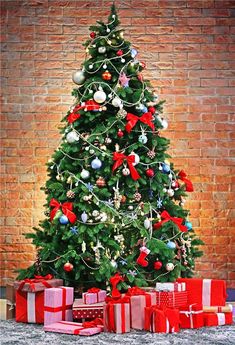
top-left (0, 320), bottom-right (235, 345)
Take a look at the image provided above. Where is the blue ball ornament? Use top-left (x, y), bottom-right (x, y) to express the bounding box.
top-left (91, 157), bottom-right (102, 169)
top-left (138, 134), bottom-right (148, 144)
top-left (166, 241), bottom-right (176, 250)
top-left (185, 221), bottom-right (193, 230)
top-left (162, 163), bottom-right (171, 174)
top-left (131, 48), bottom-right (138, 58)
top-left (59, 215), bottom-right (69, 224)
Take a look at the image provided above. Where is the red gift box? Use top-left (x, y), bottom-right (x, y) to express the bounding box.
top-left (177, 278), bottom-right (226, 306)
top-left (73, 299), bottom-right (104, 320)
top-left (203, 312), bottom-right (233, 326)
top-left (179, 303), bottom-right (204, 329)
top-left (104, 297), bottom-right (130, 334)
top-left (145, 306), bottom-right (180, 333)
top-left (156, 290), bottom-right (188, 308)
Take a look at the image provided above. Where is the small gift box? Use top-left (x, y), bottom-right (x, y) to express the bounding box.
top-left (14, 275), bottom-right (63, 323)
top-left (73, 299), bottom-right (105, 321)
top-left (126, 286), bottom-right (156, 330)
top-left (179, 303), bottom-right (204, 329)
top-left (177, 278), bottom-right (226, 306)
top-left (82, 288), bottom-right (106, 305)
top-left (156, 291), bottom-right (188, 308)
top-left (156, 282), bottom-right (186, 292)
top-left (44, 287), bottom-right (74, 325)
top-left (44, 320), bottom-right (103, 335)
top-left (203, 312), bottom-right (233, 326)
top-left (145, 306), bottom-right (180, 333)
top-left (104, 296), bottom-right (130, 334)
top-left (203, 305), bottom-right (233, 313)
top-left (0, 284), bottom-right (15, 320)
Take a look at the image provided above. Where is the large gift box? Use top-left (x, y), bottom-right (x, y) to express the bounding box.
top-left (156, 282), bottom-right (186, 292)
top-left (126, 287), bottom-right (156, 330)
top-left (0, 284), bottom-right (15, 320)
top-left (177, 278), bottom-right (226, 306)
top-left (156, 290), bottom-right (188, 308)
top-left (44, 320), bottom-right (103, 336)
top-left (145, 306), bottom-right (180, 333)
top-left (104, 296), bottom-right (130, 334)
top-left (73, 298), bottom-right (105, 321)
top-left (179, 303), bottom-right (204, 329)
top-left (44, 286), bottom-right (74, 325)
top-left (203, 312), bottom-right (233, 326)
top-left (82, 288), bottom-right (106, 305)
top-left (14, 275), bottom-right (63, 323)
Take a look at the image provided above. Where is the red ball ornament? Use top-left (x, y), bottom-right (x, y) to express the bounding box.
top-left (140, 61), bottom-right (146, 69)
top-left (148, 106), bottom-right (156, 114)
top-left (121, 195), bottom-right (127, 203)
top-left (96, 176), bottom-right (106, 187)
top-left (154, 260), bottom-right (163, 270)
top-left (172, 180), bottom-right (179, 189)
top-left (146, 168), bottom-right (154, 178)
top-left (137, 73), bottom-right (143, 82)
top-left (117, 129), bottom-right (124, 138)
top-left (102, 70), bottom-right (112, 81)
top-left (90, 32), bottom-right (96, 39)
top-left (63, 262), bottom-right (74, 272)
top-left (117, 49), bottom-right (123, 56)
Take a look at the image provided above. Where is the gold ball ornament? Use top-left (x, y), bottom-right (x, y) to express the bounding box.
top-left (102, 71), bottom-right (112, 81)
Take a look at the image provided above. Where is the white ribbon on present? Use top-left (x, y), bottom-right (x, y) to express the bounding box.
top-left (179, 304), bottom-right (203, 328)
top-left (166, 318), bottom-right (170, 333)
top-left (27, 292), bottom-right (36, 323)
top-left (217, 313), bottom-right (225, 326)
top-left (202, 279), bottom-right (211, 306)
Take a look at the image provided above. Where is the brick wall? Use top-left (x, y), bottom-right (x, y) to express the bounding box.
top-left (1, 0), bottom-right (235, 288)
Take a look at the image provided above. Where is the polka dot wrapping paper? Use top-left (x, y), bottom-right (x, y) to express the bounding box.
top-left (73, 299), bottom-right (105, 320)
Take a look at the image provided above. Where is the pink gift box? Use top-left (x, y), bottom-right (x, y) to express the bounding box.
top-left (130, 292), bottom-right (156, 330)
top-left (44, 321), bottom-right (102, 335)
top-left (44, 287), bottom-right (74, 325)
top-left (73, 298), bottom-right (105, 320)
top-left (104, 302), bottom-right (130, 334)
top-left (82, 289), bottom-right (107, 304)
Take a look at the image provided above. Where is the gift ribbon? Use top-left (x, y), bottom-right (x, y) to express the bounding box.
top-left (126, 286), bottom-right (146, 296)
top-left (44, 287), bottom-right (72, 321)
top-left (27, 292), bottom-right (36, 323)
top-left (17, 274), bottom-right (53, 292)
top-left (178, 170), bottom-right (194, 192)
top-left (112, 152), bottom-right (140, 180)
top-left (82, 318), bottom-right (103, 328)
top-left (180, 304), bottom-right (203, 328)
top-left (202, 279), bottom-right (211, 306)
top-left (49, 198), bottom-right (77, 224)
top-left (153, 210), bottom-right (188, 232)
top-left (217, 313), bottom-right (225, 325)
top-left (125, 112), bottom-right (155, 133)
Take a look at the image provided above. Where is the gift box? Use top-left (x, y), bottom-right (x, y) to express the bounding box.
top-left (73, 298), bottom-right (105, 321)
top-left (203, 312), bottom-right (233, 326)
top-left (44, 286), bottom-right (74, 325)
top-left (177, 278), bottom-right (226, 306)
top-left (179, 303), bottom-right (204, 329)
top-left (203, 304), bottom-right (233, 313)
top-left (82, 288), bottom-right (106, 305)
top-left (156, 290), bottom-right (188, 308)
top-left (0, 284), bottom-right (15, 320)
top-left (104, 297), bottom-right (130, 333)
top-left (44, 321), bottom-right (103, 335)
top-left (145, 306), bottom-right (180, 333)
top-left (156, 282), bottom-right (186, 292)
top-left (14, 275), bottom-right (63, 323)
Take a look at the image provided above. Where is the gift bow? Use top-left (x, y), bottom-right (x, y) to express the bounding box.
top-left (112, 152), bottom-right (140, 180)
top-left (49, 198), bottom-right (77, 224)
top-left (67, 112), bottom-right (81, 124)
top-left (178, 170), bottom-right (194, 192)
top-left (126, 286), bottom-right (146, 296)
top-left (87, 287), bottom-right (101, 293)
top-left (67, 100), bottom-right (101, 124)
top-left (125, 112), bottom-right (155, 133)
top-left (82, 318), bottom-right (104, 329)
top-left (109, 273), bottom-right (124, 299)
top-left (17, 274), bottom-right (53, 292)
top-left (153, 210), bottom-right (187, 232)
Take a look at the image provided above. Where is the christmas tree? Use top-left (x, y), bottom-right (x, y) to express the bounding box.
top-left (18, 5), bottom-right (203, 291)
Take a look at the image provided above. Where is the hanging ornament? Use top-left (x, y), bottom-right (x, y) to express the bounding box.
top-left (148, 106), bottom-right (156, 114)
top-left (144, 218), bottom-right (151, 229)
top-left (136, 246), bottom-right (150, 267)
top-left (59, 215), bottom-right (69, 225)
top-left (105, 137), bottom-right (112, 144)
top-left (98, 46), bottom-right (106, 53)
top-left (167, 189), bottom-right (174, 197)
top-left (167, 241), bottom-right (176, 249)
top-left (154, 260), bottom-right (163, 270)
top-left (122, 167), bottom-right (130, 176)
top-left (162, 163), bottom-right (171, 174)
top-left (63, 262), bottom-right (74, 272)
top-left (116, 108), bottom-right (127, 119)
top-left (146, 168), bottom-right (154, 178)
top-left (100, 212), bottom-right (108, 222)
top-left (66, 190), bottom-right (75, 199)
top-left (80, 169), bottom-right (90, 179)
top-left (147, 150), bottom-right (156, 159)
top-left (121, 195), bottom-right (126, 203)
top-left (130, 151), bottom-right (140, 166)
top-left (128, 205), bottom-right (134, 210)
top-left (102, 70), bottom-right (112, 81)
top-left (117, 129), bottom-right (124, 138)
top-left (96, 176), bottom-right (106, 187)
top-left (131, 48), bottom-right (138, 58)
top-left (72, 70), bottom-right (85, 85)
top-left (138, 134), bottom-right (148, 144)
top-left (116, 49), bottom-right (123, 56)
top-left (161, 119), bottom-right (168, 130)
top-left (91, 157), bottom-right (102, 169)
top-left (121, 58), bottom-right (125, 63)
top-left (112, 97), bottom-right (123, 108)
top-left (134, 192), bottom-right (142, 202)
top-left (172, 180), bottom-right (179, 189)
top-left (185, 221), bottom-right (193, 230)
top-left (70, 226), bottom-right (78, 235)
top-left (110, 259), bottom-right (118, 268)
top-left (93, 90), bottom-right (106, 103)
top-left (90, 32), bottom-right (96, 39)
top-left (166, 262), bottom-right (175, 271)
top-left (92, 210), bottom-right (99, 217)
top-left (81, 211), bottom-right (88, 223)
top-left (66, 131), bottom-right (79, 143)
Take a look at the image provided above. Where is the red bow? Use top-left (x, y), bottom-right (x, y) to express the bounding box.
top-left (109, 273), bottom-right (124, 299)
top-left (82, 318), bottom-right (103, 329)
top-left (112, 152), bottom-right (140, 180)
top-left (17, 274), bottom-right (53, 292)
top-left (125, 112), bottom-right (155, 133)
top-left (153, 210), bottom-right (187, 232)
top-left (67, 100), bottom-right (101, 124)
top-left (126, 286), bottom-right (146, 296)
top-left (178, 170), bottom-right (194, 192)
top-left (67, 112), bottom-right (81, 124)
top-left (87, 287), bottom-right (101, 293)
top-left (49, 198), bottom-right (77, 224)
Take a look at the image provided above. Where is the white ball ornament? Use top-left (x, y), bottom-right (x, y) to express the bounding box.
top-left (167, 189), bottom-right (174, 197)
top-left (91, 157), bottom-right (102, 169)
top-left (66, 131), bottom-right (79, 143)
top-left (92, 210), bottom-right (99, 217)
top-left (98, 46), bottom-right (106, 54)
top-left (166, 263), bottom-right (175, 271)
top-left (110, 260), bottom-right (117, 268)
top-left (94, 90), bottom-right (107, 104)
top-left (144, 218), bottom-right (151, 229)
top-left (122, 167), bottom-right (130, 176)
top-left (72, 70), bottom-right (85, 85)
top-left (130, 151), bottom-right (140, 166)
top-left (161, 119), bottom-right (168, 130)
top-left (81, 169), bottom-right (90, 179)
top-left (112, 97), bottom-right (122, 108)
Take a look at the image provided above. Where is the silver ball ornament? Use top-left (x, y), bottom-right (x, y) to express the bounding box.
top-left (81, 169), bottom-right (90, 179)
top-left (167, 189), bottom-right (175, 197)
top-left (66, 131), bottom-right (79, 143)
top-left (98, 46), bottom-right (106, 54)
top-left (91, 157), bottom-right (102, 169)
top-left (112, 97), bottom-right (122, 108)
top-left (72, 70), bottom-right (85, 85)
top-left (94, 90), bottom-right (107, 104)
top-left (138, 134), bottom-right (148, 144)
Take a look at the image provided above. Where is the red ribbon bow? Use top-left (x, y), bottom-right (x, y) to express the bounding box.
top-left (67, 100), bottom-right (101, 124)
top-left (126, 286), bottom-right (146, 296)
top-left (49, 198), bottom-right (77, 224)
top-left (67, 112), bottom-right (81, 124)
top-left (87, 287), bottom-right (101, 293)
top-left (82, 318), bottom-right (104, 329)
top-left (109, 273), bottom-right (124, 299)
top-left (153, 210), bottom-right (187, 232)
top-left (18, 274), bottom-right (53, 292)
top-left (178, 170), bottom-right (194, 192)
top-left (112, 152), bottom-right (140, 180)
top-left (125, 112), bottom-right (155, 133)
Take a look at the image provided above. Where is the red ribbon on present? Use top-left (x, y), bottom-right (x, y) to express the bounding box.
top-left (112, 152), bottom-right (140, 180)
top-left (125, 112), bottom-right (155, 133)
top-left (126, 286), bottom-right (146, 296)
top-left (44, 287), bottom-right (72, 321)
top-left (49, 198), bottom-right (77, 224)
top-left (153, 210), bottom-right (187, 232)
top-left (178, 170), bottom-right (194, 192)
top-left (82, 318), bottom-right (103, 329)
top-left (18, 274), bottom-right (53, 292)
top-left (104, 296), bottom-right (130, 333)
top-left (87, 287), bottom-right (101, 293)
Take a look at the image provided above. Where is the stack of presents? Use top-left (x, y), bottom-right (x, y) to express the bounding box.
top-left (0, 274), bottom-right (234, 336)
